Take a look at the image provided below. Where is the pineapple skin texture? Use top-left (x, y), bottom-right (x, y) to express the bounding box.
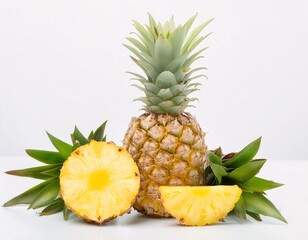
top-left (123, 112), bottom-right (208, 217)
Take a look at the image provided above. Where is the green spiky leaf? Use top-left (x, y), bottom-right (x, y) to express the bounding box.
top-left (224, 137), bottom-right (262, 168)
top-left (92, 121), bottom-right (107, 142)
top-left (182, 18), bottom-right (214, 54)
top-left (233, 195), bottom-right (247, 220)
top-left (227, 159), bottom-right (266, 183)
top-left (25, 149), bottom-right (65, 164)
top-left (212, 147), bottom-right (223, 158)
top-left (5, 164), bottom-right (61, 180)
top-left (240, 177), bottom-right (284, 193)
top-left (3, 178), bottom-right (55, 207)
top-left (72, 126), bottom-right (89, 146)
top-left (29, 179), bottom-right (60, 209)
top-left (88, 131), bottom-right (94, 141)
top-left (46, 132), bottom-right (73, 159)
top-left (207, 151), bottom-right (222, 165)
top-left (243, 192), bottom-right (287, 223)
top-left (42, 165), bottom-right (62, 177)
top-left (247, 211), bottom-right (262, 221)
top-left (63, 204), bottom-right (73, 221)
top-left (209, 162), bottom-right (228, 184)
top-left (40, 198), bottom-right (64, 216)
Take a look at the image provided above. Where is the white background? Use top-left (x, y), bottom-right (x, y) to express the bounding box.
top-left (0, 0), bottom-right (307, 159)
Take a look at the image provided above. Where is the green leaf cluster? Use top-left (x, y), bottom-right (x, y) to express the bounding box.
top-left (125, 13), bottom-right (213, 114)
top-left (205, 137), bottom-right (287, 223)
top-left (3, 121), bottom-right (108, 220)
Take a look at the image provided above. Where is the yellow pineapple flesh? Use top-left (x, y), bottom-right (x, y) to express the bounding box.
top-left (159, 185), bottom-right (242, 226)
top-left (60, 141), bottom-right (140, 224)
top-left (123, 113), bottom-right (207, 217)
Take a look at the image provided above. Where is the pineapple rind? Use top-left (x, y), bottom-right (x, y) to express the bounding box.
top-left (159, 185), bottom-right (242, 226)
top-left (60, 141), bottom-right (140, 224)
top-left (123, 112), bottom-right (207, 217)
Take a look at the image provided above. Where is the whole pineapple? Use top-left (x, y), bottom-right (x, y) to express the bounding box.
top-left (123, 14), bottom-right (213, 217)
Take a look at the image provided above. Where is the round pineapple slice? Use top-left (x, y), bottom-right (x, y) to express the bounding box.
top-left (60, 141), bottom-right (140, 224)
top-left (159, 185), bottom-right (242, 226)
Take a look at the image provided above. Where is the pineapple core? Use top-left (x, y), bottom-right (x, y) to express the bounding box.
top-left (88, 170), bottom-right (110, 190)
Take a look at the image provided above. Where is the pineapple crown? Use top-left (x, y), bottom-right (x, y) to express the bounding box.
top-left (125, 13), bottom-right (213, 115)
top-left (3, 122), bottom-right (107, 220)
top-left (206, 137), bottom-right (287, 223)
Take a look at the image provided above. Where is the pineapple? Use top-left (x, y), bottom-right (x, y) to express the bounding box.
top-left (60, 141), bottom-right (140, 224)
top-left (3, 122), bottom-right (109, 220)
top-left (159, 185), bottom-right (242, 226)
top-left (123, 14), bottom-right (213, 217)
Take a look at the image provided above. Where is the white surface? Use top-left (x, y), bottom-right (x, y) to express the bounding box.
top-left (0, 0), bottom-right (308, 159)
top-left (1, 157), bottom-right (307, 239)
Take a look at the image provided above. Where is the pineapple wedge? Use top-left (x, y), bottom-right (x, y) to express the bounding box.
top-left (159, 185), bottom-right (242, 226)
top-left (60, 141), bottom-right (140, 224)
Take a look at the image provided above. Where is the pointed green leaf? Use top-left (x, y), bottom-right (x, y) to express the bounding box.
top-left (154, 36), bottom-right (173, 67)
top-left (42, 165), bottom-right (61, 177)
top-left (87, 131), bottom-right (94, 141)
top-left (169, 26), bottom-right (187, 57)
top-left (134, 58), bottom-right (158, 81)
top-left (147, 12), bottom-right (158, 40)
top-left (131, 83), bottom-right (146, 93)
top-left (46, 132), bottom-right (73, 159)
top-left (40, 198), bottom-right (64, 216)
top-left (124, 44), bottom-right (146, 62)
top-left (3, 178), bottom-right (54, 207)
top-left (186, 75), bottom-right (207, 83)
top-left (210, 162), bottom-right (228, 184)
top-left (165, 52), bottom-right (190, 73)
top-left (63, 204), bottom-right (73, 221)
top-left (132, 20), bottom-right (154, 55)
top-left (134, 97), bottom-right (151, 105)
top-left (5, 164), bottom-right (61, 180)
top-left (72, 126), bottom-right (89, 146)
top-left (129, 77), bottom-right (148, 85)
top-left (207, 151), bottom-right (222, 165)
top-left (240, 177), bottom-right (284, 192)
top-left (183, 48), bottom-right (207, 68)
top-left (188, 32), bottom-right (212, 53)
top-left (171, 95), bottom-right (186, 105)
top-left (29, 179), bottom-right (60, 209)
top-left (126, 37), bottom-right (151, 55)
top-left (143, 82), bottom-right (160, 94)
top-left (182, 18), bottom-right (213, 54)
top-left (183, 14), bottom-right (198, 34)
top-left (204, 173), bottom-right (215, 186)
top-left (92, 121), bottom-right (107, 142)
top-left (26, 149), bottom-right (65, 164)
top-left (227, 159), bottom-right (266, 183)
top-left (233, 195), bottom-right (247, 220)
top-left (183, 67), bottom-right (207, 82)
top-left (212, 147), bottom-right (223, 158)
top-left (243, 192), bottom-right (287, 223)
top-left (247, 211), bottom-right (262, 221)
top-left (156, 71), bottom-right (177, 89)
top-left (224, 137), bottom-right (262, 168)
